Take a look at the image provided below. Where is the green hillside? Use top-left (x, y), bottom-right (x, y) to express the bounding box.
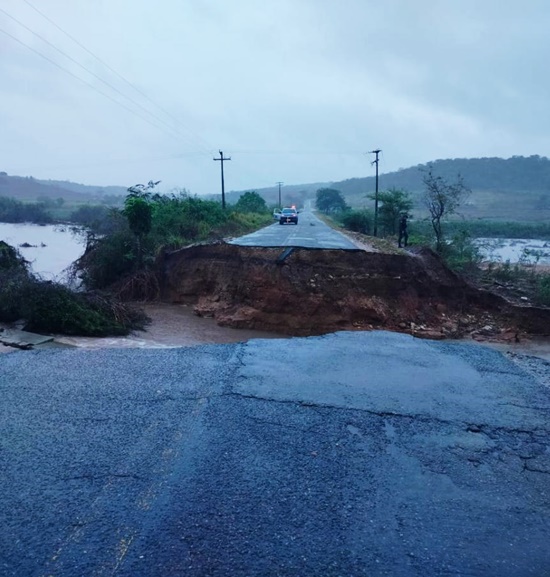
top-left (0, 172), bottom-right (125, 203)
top-left (333, 156), bottom-right (550, 221)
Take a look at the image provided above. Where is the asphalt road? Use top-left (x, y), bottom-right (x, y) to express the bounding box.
top-left (1, 331), bottom-right (550, 576)
top-left (228, 209), bottom-right (360, 249)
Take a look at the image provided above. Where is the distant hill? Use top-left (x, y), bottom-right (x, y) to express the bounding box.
top-left (3, 155), bottom-right (550, 221)
top-left (334, 155), bottom-right (550, 196)
top-left (36, 179), bottom-right (126, 197)
top-left (0, 172), bottom-right (126, 203)
top-left (332, 156), bottom-right (550, 221)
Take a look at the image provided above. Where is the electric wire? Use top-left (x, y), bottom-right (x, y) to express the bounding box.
top-left (8, 152), bottom-right (208, 176)
top-left (1, 5), bottom-right (371, 188)
top-left (0, 27), bottom-right (199, 148)
top-left (0, 7), bottom-right (209, 150)
top-left (20, 0), bottom-right (215, 154)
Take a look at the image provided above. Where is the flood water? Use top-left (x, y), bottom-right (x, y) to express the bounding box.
top-left (476, 238), bottom-right (550, 265)
top-left (55, 303), bottom-right (285, 350)
top-left (0, 222), bottom-right (85, 280)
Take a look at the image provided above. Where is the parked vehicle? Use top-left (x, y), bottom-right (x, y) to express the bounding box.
top-left (273, 209), bottom-right (281, 220)
top-left (279, 207), bottom-right (298, 225)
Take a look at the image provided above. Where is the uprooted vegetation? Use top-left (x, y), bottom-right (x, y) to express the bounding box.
top-left (0, 241), bottom-right (147, 336)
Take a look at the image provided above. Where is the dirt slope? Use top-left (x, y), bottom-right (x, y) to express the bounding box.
top-left (158, 242), bottom-right (550, 340)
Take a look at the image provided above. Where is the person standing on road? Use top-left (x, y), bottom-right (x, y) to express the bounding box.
top-left (398, 214), bottom-right (409, 248)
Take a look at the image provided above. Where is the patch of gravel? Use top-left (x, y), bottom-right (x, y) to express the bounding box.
top-left (505, 351), bottom-right (550, 389)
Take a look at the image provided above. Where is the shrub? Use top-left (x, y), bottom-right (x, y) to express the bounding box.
top-left (339, 210), bottom-right (373, 234)
top-left (535, 275), bottom-right (550, 306)
top-left (19, 282), bottom-right (147, 336)
top-left (72, 230), bottom-right (138, 290)
top-left (440, 230), bottom-right (484, 276)
top-left (0, 248), bottom-right (147, 335)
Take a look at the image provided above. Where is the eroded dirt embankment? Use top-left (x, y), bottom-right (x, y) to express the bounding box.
top-left (158, 242), bottom-right (550, 340)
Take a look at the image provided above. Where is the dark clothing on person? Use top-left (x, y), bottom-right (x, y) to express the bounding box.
top-left (398, 216), bottom-right (408, 248)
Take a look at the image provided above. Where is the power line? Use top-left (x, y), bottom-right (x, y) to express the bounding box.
top-left (0, 25), bottom-right (195, 145)
top-left (0, 7), bottom-right (208, 148)
top-left (20, 0), bottom-right (215, 154)
top-left (8, 152), bottom-right (208, 175)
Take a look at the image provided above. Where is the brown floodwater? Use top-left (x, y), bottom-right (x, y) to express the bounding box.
top-left (57, 304), bottom-right (550, 362)
top-left (2, 302), bottom-right (550, 361)
top-left (54, 303), bottom-right (286, 350)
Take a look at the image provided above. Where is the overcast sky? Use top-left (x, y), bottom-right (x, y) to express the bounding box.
top-left (1, 0), bottom-right (549, 195)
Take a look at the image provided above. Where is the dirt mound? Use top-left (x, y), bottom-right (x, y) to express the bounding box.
top-left (159, 243), bottom-right (550, 340)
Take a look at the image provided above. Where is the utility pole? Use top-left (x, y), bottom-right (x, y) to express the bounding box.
top-left (213, 150), bottom-right (231, 209)
top-left (369, 149), bottom-right (381, 236)
top-left (276, 181), bottom-right (283, 208)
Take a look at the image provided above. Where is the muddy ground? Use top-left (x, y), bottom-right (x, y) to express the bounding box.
top-left (158, 241), bottom-right (550, 343)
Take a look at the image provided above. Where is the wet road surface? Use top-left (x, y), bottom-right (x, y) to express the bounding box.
top-left (1, 331), bottom-right (549, 576)
top-left (229, 209), bottom-right (360, 249)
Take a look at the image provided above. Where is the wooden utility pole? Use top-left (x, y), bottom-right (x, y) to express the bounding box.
top-left (276, 181), bottom-right (283, 208)
top-left (214, 150), bottom-right (231, 209)
top-left (369, 149), bottom-right (381, 236)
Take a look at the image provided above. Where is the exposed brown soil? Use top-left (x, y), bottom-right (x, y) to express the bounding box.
top-left (158, 242), bottom-right (550, 342)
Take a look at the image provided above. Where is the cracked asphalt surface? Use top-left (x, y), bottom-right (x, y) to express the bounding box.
top-left (1, 331), bottom-right (549, 576)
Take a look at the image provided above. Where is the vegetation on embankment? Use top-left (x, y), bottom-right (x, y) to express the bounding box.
top-left (72, 189), bottom-right (272, 297)
top-left (0, 240), bottom-right (147, 336)
top-left (0, 182), bottom-right (271, 336)
top-left (0, 187), bottom-right (273, 334)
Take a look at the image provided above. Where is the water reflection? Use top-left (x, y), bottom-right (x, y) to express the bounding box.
top-left (0, 222), bottom-right (85, 280)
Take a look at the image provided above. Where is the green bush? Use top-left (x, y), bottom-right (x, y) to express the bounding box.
top-left (0, 269), bottom-right (31, 322)
top-left (73, 230), bottom-right (138, 290)
top-left (70, 191), bottom-right (274, 293)
top-left (0, 240), bottom-right (28, 271)
top-left (339, 209), bottom-right (373, 234)
top-left (19, 282), bottom-right (147, 336)
top-left (0, 240), bottom-right (148, 335)
top-left (535, 275), bottom-right (550, 306)
top-left (440, 230), bottom-right (484, 276)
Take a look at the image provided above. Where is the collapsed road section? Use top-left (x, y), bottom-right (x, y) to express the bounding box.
top-left (158, 242), bottom-right (550, 339)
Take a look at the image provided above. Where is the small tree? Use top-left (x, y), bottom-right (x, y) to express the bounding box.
top-left (124, 180), bottom-right (160, 268)
top-left (316, 188), bottom-right (347, 213)
top-left (421, 165), bottom-right (470, 253)
top-left (234, 191), bottom-right (267, 213)
top-left (368, 188), bottom-right (413, 235)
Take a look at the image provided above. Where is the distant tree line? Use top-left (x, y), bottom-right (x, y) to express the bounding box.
top-left (0, 196), bottom-right (53, 224)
